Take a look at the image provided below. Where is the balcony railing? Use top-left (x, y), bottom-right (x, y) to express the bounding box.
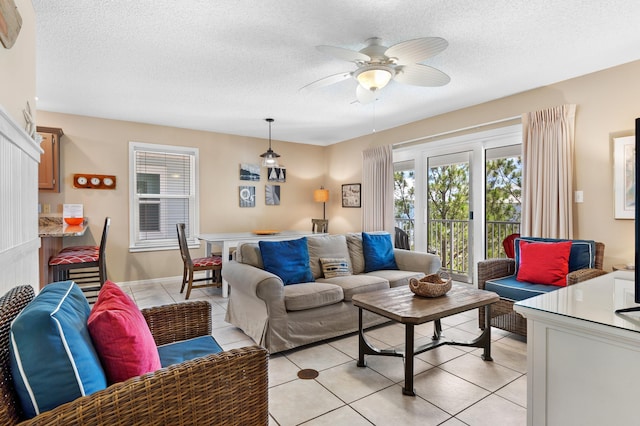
top-left (394, 218), bottom-right (415, 249)
top-left (395, 218), bottom-right (520, 277)
top-left (428, 219), bottom-right (470, 277)
top-left (485, 221), bottom-right (521, 258)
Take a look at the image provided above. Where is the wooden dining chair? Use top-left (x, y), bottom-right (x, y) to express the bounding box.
top-left (49, 217), bottom-right (110, 298)
top-left (177, 223), bottom-right (223, 299)
top-left (312, 219), bottom-right (329, 233)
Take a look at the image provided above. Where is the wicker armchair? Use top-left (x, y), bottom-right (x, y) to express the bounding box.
top-left (0, 286), bottom-right (268, 425)
top-left (477, 242), bottom-right (607, 336)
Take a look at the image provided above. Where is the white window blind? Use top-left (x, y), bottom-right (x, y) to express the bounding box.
top-left (129, 142), bottom-right (199, 251)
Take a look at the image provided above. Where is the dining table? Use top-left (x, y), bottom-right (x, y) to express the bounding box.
top-left (197, 230), bottom-right (324, 297)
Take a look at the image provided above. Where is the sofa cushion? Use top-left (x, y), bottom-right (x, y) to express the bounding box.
top-left (516, 240), bottom-right (572, 286)
top-left (283, 282), bottom-right (344, 311)
top-left (157, 335), bottom-right (222, 368)
top-left (320, 257), bottom-right (351, 278)
top-left (485, 275), bottom-right (561, 301)
top-left (318, 274), bottom-right (389, 301)
top-left (362, 232), bottom-right (398, 272)
top-left (236, 242), bottom-right (264, 269)
top-left (346, 233), bottom-right (366, 274)
top-left (364, 270), bottom-right (424, 288)
top-left (346, 231), bottom-right (388, 274)
top-left (514, 237), bottom-right (596, 273)
top-left (87, 281), bottom-right (162, 384)
top-left (307, 234), bottom-right (352, 279)
top-left (259, 237), bottom-right (314, 285)
top-left (9, 281), bottom-right (107, 418)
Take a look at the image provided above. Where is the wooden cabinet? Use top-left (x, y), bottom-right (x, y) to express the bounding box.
top-left (37, 126), bottom-right (64, 192)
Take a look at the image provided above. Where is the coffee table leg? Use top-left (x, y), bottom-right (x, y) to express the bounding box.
top-left (403, 323), bottom-right (416, 396)
top-left (432, 319), bottom-right (442, 340)
top-left (481, 304), bottom-right (493, 361)
top-left (357, 307), bottom-right (366, 367)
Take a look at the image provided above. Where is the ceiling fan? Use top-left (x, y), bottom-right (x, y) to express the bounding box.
top-left (302, 37), bottom-right (451, 104)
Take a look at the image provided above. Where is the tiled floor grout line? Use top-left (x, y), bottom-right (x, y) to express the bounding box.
top-left (129, 280), bottom-right (528, 425)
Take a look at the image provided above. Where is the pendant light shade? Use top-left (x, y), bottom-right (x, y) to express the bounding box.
top-left (260, 118), bottom-right (280, 167)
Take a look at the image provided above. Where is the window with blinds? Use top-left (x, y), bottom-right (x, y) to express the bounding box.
top-left (129, 142), bottom-right (199, 251)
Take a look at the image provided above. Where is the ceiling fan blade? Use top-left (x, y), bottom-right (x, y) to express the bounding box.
top-left (300, 72), bottom-right (352, 92)
top-left (394, 64), bottom-right (450, 87)
top-left (317, 45), bottom-right (371, 62)
top-left (356, 85), bottom-right (378, 104)
top-left (385, 37), bottom-right (448, 65)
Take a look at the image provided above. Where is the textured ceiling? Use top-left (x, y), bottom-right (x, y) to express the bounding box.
top-left (32, 1), bottom-right (640, 146)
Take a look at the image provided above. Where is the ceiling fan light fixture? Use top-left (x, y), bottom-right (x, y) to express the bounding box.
top-left (260, 118), bottom-right (281, 167)
top-left (355, 66), bottom-right (394, 92)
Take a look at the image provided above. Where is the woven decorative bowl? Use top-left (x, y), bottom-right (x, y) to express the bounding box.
top-left (409, 272), bottom-right (452, 298)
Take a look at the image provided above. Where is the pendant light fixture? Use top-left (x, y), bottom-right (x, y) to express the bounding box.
top-left (260, 118), bottom-right (280, 167)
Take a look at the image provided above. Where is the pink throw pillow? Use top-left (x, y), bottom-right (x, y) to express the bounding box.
top-left (516, 240), bottom-right (572, 287)
top-left (87, 281), bottom-right (161, 383)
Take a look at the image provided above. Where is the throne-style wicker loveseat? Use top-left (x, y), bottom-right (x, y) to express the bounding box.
top-left (477, 238), bottom-right (607, 336)
top-left (0, 285), bottom-right (268, 425)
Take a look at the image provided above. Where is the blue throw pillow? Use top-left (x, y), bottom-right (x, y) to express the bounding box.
top-left (10, 281), bottom-right (107, 418)
top-left (259, 237), bottom-right (314, 285)
top-left (362, 232), bottom-right (398, 273)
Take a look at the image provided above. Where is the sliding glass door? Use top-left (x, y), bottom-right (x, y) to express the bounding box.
top-left (427, 151), bottom-right (473, 283)
top-left (393, 124), bottom-right (522, 284)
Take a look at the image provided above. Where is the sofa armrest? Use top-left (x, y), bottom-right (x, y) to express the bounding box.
top-left (477, 258), bottom-right (516, 290)
top-left (567, 268), bottom-right (609, 285)
top-left (223, 261), bottom-right (285, 304)
top-left (393, 249), bottom-right (442, 275)
top-left (20, 346), bottom-right (269, 426)
top-left (142, 301), bottom-right (212, 346)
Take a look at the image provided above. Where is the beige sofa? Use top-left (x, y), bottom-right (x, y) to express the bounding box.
top-left (224, 233), bottom-right (441, 353)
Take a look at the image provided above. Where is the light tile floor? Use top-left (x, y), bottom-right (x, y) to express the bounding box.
top-left (123, 280), bottom-right (527, 426)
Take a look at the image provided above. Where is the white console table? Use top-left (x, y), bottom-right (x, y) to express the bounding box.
top-left (514, 270), bottom-right (640, 426)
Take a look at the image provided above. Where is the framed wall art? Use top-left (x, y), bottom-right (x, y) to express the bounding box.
top-left (239, 163), bottom-right (260, 181)
top-left (0, 0), bottom-right (22, 49)
top-left (342, 183), bottom-right (361, 208)
top-left (267, 167), bottom-right (286, 182)
top-left (265, 185), bottom-right (280, 205)
top-left (239, 186), bottom-right (256, 207)
top-left (614, 135), bottom-right (635, 219)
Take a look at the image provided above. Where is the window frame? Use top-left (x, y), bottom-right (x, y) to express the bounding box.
top-left (128, 141), bottom-right (200, 252)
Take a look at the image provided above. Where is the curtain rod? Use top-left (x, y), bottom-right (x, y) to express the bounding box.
top-left (392, 115), bottom-right (522, 149)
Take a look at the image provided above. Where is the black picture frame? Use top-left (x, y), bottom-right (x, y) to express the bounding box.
top-left (342, 183), bottom-right (361, 208)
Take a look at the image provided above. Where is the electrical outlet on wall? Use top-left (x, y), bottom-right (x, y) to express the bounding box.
top-left (574, 191), bottom-right (584, 203)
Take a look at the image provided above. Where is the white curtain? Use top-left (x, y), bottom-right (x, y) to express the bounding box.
top-left (521, 104), bottom-right (576, 238)
top-left (362, 145), bottom-right (394, 232)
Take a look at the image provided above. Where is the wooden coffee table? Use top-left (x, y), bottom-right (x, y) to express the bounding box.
top-left (352, 283), bottom-right (499, 396)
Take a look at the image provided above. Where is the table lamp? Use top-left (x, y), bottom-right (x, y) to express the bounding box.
top-left (313, 187), bottom-right (329, 219)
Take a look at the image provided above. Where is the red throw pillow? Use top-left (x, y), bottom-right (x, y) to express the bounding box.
top-left (516, 240), bottom-right (572, 286)
top-left (87, 281), bottom-right (161, 383)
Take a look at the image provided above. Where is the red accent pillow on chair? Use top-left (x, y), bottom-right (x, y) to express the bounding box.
top-left (87, 281), bottom-right (161, 383)
top-left (516, 240), bottom-right (572, 286)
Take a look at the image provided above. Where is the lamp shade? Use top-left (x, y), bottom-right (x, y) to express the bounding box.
top-left (355, 66), bottom-right (394, 91)
top-left (260, 149), bottom-right (280, 167)
top-left (314, 188), bottom-right (329, 203)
